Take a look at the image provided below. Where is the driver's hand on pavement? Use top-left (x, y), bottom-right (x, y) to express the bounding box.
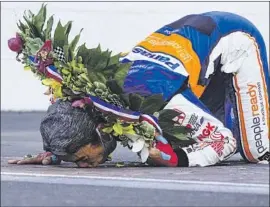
top-left (8, 152), bottom-right (61, 165)
top-left (148, 134), bottom-right (178, 167)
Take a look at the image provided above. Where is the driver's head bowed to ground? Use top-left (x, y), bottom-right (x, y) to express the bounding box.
top-left (39, 100), bottom-right (117, 167)
top-left (9, 100), bottom-right (117, 168)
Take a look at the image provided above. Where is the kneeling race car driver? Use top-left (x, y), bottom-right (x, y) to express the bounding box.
top-left (120, 11), bottom-right (270, 167)
top-left (9, 11), bottom-right (269, 167)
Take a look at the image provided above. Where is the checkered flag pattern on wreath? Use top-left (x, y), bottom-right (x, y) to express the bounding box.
top-left (53, 46), bottom-right (66, 62)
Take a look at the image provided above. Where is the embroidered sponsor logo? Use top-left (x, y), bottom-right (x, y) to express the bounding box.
top-left (144, 35), bottom-right (193, 63)
top-left (132, 47), bottom-right (181, 70)
top-left (186, 115), bottom-right (204, 137)
top-left (210, 142), bottom-right (224, 157)
top-left (197, 122), bottom-right (225, 142)
top-left (172, 109), bottom-right (186, 126)
top-left (247, 83), bottom-right (267, 154)
top-left (197, 122), bottom-right (215, 141)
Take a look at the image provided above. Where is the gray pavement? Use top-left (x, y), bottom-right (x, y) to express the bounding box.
top-left (1, 112), bottom-right (269, 206)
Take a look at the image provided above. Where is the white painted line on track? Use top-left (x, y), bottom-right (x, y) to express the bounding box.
top-left (1, 171), bottom-right (269, 195)
top-left (1, 171), bottom-right (268, 187)
top-left (1, 131), bottom-right (39, 137)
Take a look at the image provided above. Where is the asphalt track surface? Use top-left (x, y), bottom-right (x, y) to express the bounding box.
top-left (1, 112), bottom-right (269, 206)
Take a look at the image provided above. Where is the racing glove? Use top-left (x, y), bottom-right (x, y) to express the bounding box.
top-left (148, 134), bottom-right (178, 167)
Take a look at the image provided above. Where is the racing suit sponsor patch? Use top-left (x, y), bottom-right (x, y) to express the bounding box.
top-left (195, 122), bottom-right (225, 142)
top-left (247, 83), bottom-right (267, 154)
top-left (132, 46), bottom-right (181, 71)
top-left (172, 109), bottom-right (186, 126)
top-left (197, 122), bottom-right (216, 141)
top-left (210, 142), bottom-right (224, 157)
top-left (142, 34), bottom-right (193, 63)
top-left (186, 115), bottom-right (205, 137)
top-left (187, 113), bottom-right (199, 127)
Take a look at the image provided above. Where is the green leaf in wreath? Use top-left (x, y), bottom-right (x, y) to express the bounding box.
top-left (114, 62), bottom-right (131, 88)
top-left (129, 93), bottom-right (144, 111)
top-left (93, 49), bottom-right (112, 71)
top-left (158, 109), bottom-right (182, 123)
top-left (96, 43), bottom-right (102, 52)
top-left (107, 53), bottom-right (121, 67)
top-left (87, 71), bottom-right (105, 84)
top-left (86, 45), bottom-right (109, 70)
top-left (44, 15), bottom-right (54, 40)
top-left (17, 20), bottom-right (27, 33)
top-left (102, 127), bottom-right (114, 134)
top-left (63, 44), bottom-right (69, 61)
top-left (158, 109), bottom-right (193, 142)
top-left (33, 3), bottom-right (47, 36)
top-left (162, 130), bottom-right (190, 142)
top-left (120, 93), bottom-right (130, 107)
top-left (53, 21), bottom-right (66, 48)
top-left (95, 72), bottom-right (107, 84)
top-left (23, 15), bottom-right (41, 39)
top-left (168, 125), bottom-right (190, 135)
top-left (112, 122), bottom-right (123, 135)
top-left (106, 79), bottom-right (123, 95)
top-left (140, 94), bottom-right (164, 114)
top-left (160, 123), bottom-right (192, 143)
top-left (102, 64), bottom-right (119, 78)
top-left (69, 28), bottom-right (83, 60)
top-left (23, 10), bottom-right (34, 22)
top-left (158, 120), bottom-right (174, 131)
top-left (24, 37), bottom-right (44, 55)
top-left (63, 21), bottom-right (72, 44)
top-left (77, 43), bottom-right (92, 65)
top-left (24, 10), bottom-right (34, 20)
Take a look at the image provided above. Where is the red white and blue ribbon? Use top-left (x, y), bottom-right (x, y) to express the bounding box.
top-left (84, 95), bottom-right (162, 133)
top-left (28, 56), bottom-right (63, 82)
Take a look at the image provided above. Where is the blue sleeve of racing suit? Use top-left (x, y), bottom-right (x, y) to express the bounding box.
top-left (120, 53), bottom-right (188, 101)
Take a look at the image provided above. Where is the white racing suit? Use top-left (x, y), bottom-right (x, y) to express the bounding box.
top-left (120, 11), bottom-right (270, 166)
